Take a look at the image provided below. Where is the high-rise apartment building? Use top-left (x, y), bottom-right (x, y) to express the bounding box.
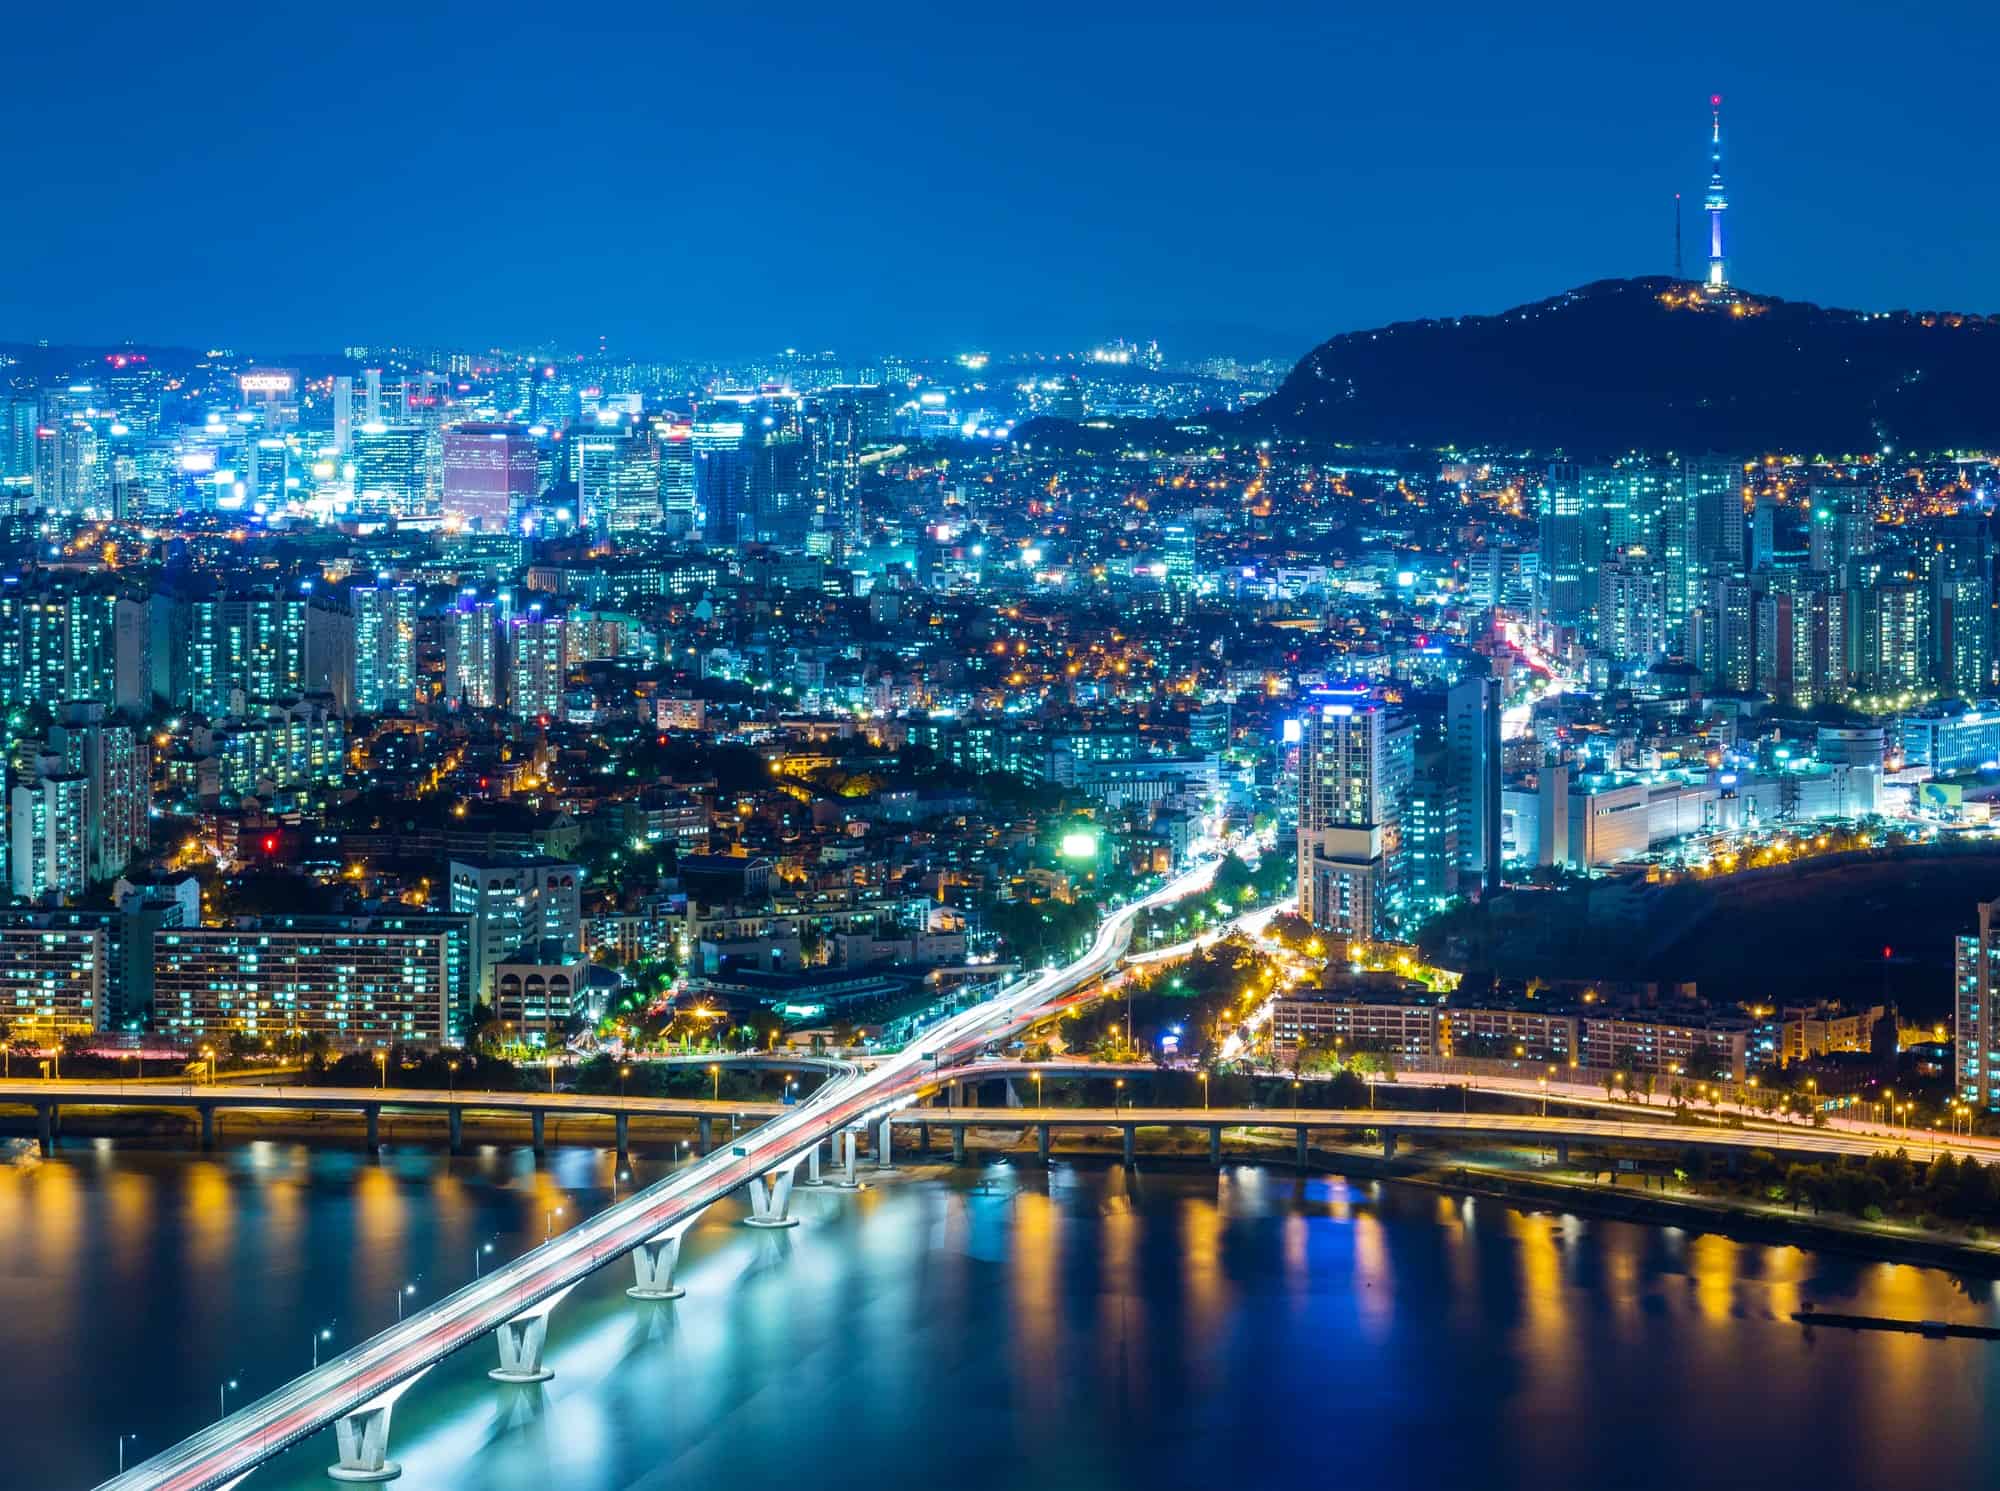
top-left (508, 608), bottom-right (566, 719)
top-left (1297, 688), bottom-right (1390, 940)
top-left (1957, 898), bottom-right (2000, 1110)
top-left (187, 592), bottom-right (308, 716)
top-left (351, 583), bottom-right (418, 714)
top-left (444, 595), bottom-right (501, 709)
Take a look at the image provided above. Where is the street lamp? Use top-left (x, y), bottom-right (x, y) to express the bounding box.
top-left (312, 1324), bottom-right (334, 1368)
top-left (1200, 1071), bottom-right (1210, 1110)
top-left (1114, 1078), bottom-right (1125, 1113)
top-left (710, 1064), bottom-right (720, 1102)
top-left (218, 1378), bottom-right (238, 1420)
top-left (620, 1065), bottom-right (630, 1098)
top-left (475, 1239), bottom-right (495, 1278)
top-left (546, 1205), bottom-right (565, 1241)
top-left (448, 1060), bottom-right (458, 1095)
top-left (1033, 1070), bottom-right (1044, 1108)
top-left (375, 1050), bottom-right (387, 1090)
top-left (116, 1434), bottom-right (139, 1474)
top-left (395, 1282), bottom-right (417, 1321)
top-left (1539, 1076), bottom-right (1549, 1117)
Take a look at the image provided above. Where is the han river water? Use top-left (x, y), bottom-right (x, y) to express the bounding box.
top-left (4, 1136), bottom-right (2000, 1491)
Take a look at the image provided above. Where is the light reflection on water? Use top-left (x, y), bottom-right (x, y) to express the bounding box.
top-left (3, 1139), bottom-right (1999, 1491)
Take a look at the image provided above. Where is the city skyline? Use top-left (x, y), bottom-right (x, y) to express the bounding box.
top-left (12, 9), bottom-right (2000, 1491)
top-left (4, 2), bottom-right (1997, 356)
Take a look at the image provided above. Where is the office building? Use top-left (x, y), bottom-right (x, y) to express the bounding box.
top-left (441, 424), bottom-right (538, 531)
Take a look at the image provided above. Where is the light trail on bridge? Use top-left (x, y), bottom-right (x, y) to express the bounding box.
top-left (92, 856), bottom-right (1224, 1491)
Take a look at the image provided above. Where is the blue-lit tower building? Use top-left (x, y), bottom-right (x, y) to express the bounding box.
top-left (1705, 94), bottom-right (1728, 289)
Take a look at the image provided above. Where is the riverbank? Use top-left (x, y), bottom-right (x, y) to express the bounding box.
top-left (920, 1119), bottom-right (2000, 1274)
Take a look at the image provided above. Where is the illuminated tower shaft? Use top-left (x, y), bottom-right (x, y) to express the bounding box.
top-left (1705, 94), bottom-right (1728, 288)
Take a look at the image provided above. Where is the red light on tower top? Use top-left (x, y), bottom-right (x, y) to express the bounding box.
top-left (1711, 93), bottom-right (1722, 106)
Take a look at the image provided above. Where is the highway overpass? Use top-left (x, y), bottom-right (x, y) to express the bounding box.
top-left (880, 1104), bottom-right (1974, 1168)
top-left (0, 1078), bottom-right (792, 1156)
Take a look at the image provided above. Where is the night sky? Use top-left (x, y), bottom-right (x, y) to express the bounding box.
top-left (5, 0), bottom-right (1994, 359)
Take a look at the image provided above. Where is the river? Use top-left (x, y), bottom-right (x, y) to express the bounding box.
top-left (4, 1135), bottom-right (1998, 1491)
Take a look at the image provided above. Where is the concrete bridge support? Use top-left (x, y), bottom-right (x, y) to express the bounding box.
top-left (796, 1138), bottom-right (827, 1188)
top-left (744, 1157), bottom-right (805, 1229)
top-left (615, 1112), bottom-right (629, 1157)
top-left (530, 1110), bottom-right (545, 1155)
top-left (488, 1284), bottom-right (577, 1383)
top-left (328, 1402), bottom-right (400, 1482)
top-left (629, 1209), bottom-right (707, 1300)
top-left (200, 1103), bottom-right (215, 1151)
top-left (364, 1104), bottom-right (380, 1151)
top-left (448, 1107), bottom-right (463, 1154)
top-left (1209, 1124), bottom-right (1222, 1167)
top-left (832, 1129), bottom-right (862, 1190)
top-left (916, 1121), bottom-right (930, 1157)
top-left (328, 1366), bottom-right (432, 1483)
top-left (1555, 1140), bottom-right (1570, 1167)
top-left (953, 1126), bottom-right (968, 1165)
top-left (1037, 1123), bottom-right (1050, 1165)
top-left (1382, 1130), bottom-right (1399, 1160)
top-left (35, 1102), bottom-right (53, 1157)
top-left (874, 1115), bottom-right (895, 1170)
top-left (1296, 1128), bottom-right (1309, 1168)
top-left (1122, 1125), bottom-right (1135, 1166)
top-left (697, 1116), bottom-right (713, 1156)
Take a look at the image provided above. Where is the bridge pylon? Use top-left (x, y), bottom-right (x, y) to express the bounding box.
top-left (629, 1208), bottom-right (708, 1299)
top-left (327, 1365), bottom-right (432, 1482)
top-left (489, 1283), bottom-right (579, 1383)
top-left (743, 1154), bottom-right (807, 1228)
top-left (828, 1128), bottom-right (865, 1191)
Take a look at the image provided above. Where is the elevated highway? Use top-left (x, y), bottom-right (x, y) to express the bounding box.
top-left (94, 856), bottom-right (1223, 1491)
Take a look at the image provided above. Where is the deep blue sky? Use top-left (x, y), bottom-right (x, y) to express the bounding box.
top-left (4, 1), bottom-right (1994, 360)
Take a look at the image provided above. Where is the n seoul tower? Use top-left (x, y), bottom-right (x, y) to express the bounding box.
top-left (1704, 94), bottom-right (1729, 288)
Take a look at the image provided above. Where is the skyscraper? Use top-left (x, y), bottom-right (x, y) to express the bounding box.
top-left (1447, 673), bottom-right (1503, 897)
top-left (442, 424), bottom-right (539, 531)
top-left (576, 430), bottom-right (662, 534)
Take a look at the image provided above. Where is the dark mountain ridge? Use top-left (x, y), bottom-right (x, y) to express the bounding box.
top-left (1250, 276), bottom-right (2000, 458)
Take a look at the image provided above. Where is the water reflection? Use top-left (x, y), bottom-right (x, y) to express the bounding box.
top-left (4, 1143), bottom-right (2000, 1490)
